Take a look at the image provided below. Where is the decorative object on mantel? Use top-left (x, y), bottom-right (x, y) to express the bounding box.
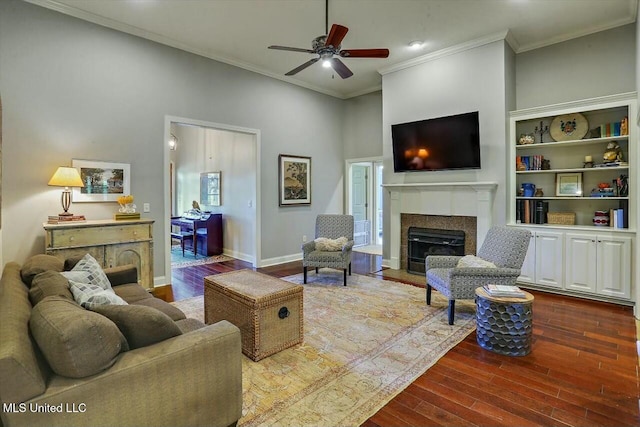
top-left (114, 194), bottom-right (140, 220)
top-left (620, 116), bottom-right (628, 135)
top-left (550, 113), bottom-right (588, 141)
top-left (583, 154), bottom-right (594, 168)
top-left (517, 133), bottom-right (535, 145)
top-left (534, 188), bottom-right (544, 197)
top-left (48, 166), bottom-right (85, 216)
top-left (533, 121), bottom-right (549, 143)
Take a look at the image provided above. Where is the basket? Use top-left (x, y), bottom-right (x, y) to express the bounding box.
top-left (547, 212), bottom-right (575, 225)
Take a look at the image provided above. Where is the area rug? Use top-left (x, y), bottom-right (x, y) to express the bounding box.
top-left (172, 270), bottom-right (476, 427)
top-left (170, 245), bottom-right (233, 268)
top-left (353, 244), bottom-right (383, 255)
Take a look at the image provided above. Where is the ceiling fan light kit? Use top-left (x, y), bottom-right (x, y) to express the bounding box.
top-left (268, 0), bottom-right (389, 79)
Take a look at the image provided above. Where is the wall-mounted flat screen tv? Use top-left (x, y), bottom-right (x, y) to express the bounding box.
top-left (391, 111), bottom-right (480, 172)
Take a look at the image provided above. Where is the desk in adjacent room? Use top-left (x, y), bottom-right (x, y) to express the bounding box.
top-left (171, 213), bottom-right (223, 256)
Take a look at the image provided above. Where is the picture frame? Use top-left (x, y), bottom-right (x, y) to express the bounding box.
top-left (200, 171), bottom-right (221, 207)
top-left (72, 159), bottom-right (131, 202)
top-left (556, 172), bottom-right (583, 197)
top-left (279, 154), bottom-right (311, 206)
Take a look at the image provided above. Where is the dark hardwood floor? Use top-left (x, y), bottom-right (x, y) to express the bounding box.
top-left (157, 252), bottom-right (639, 427)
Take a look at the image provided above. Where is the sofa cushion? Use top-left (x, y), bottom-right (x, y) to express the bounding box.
top-left (29, 296), bottom-right (128, 378)
top-left (68, 279), bottom-right (128, 309)
top-left (0, 262), bottom-right (47, 403)
top-left (91, 305), bottom-right (183, 349)
top-left (61, 253), bottom-right (112, 290)
top-left (29, 270), bottom-right (74, 306)
top-left (114, 282), bottom-right (154, 303)
top-left (20, 254), bottom-right (65, 287)
top-left (133, 297), bottom-right (187, 321)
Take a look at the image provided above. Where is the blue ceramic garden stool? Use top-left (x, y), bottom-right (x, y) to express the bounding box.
top-left (475, 287), bottom-right (534, 356)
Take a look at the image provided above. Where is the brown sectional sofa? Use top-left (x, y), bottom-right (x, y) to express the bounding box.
top-left (0, 255), bottom-right (242, 427)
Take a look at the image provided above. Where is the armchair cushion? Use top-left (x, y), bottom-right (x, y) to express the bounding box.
top-left (314, 236), bottom-right (348, 251)
top-left (91, 305), bottom-right (183, 350)
top-left (29, 296), bottom-right (128, 378)
top-left (456, 255), bottom-right (497, 269)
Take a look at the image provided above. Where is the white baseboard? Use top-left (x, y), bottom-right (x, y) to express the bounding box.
top-left (259, 253), bottom-right (302, 268)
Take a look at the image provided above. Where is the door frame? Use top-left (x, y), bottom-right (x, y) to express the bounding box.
top-left (163, 115), bottom-right (262, 285)
top-left (345, 156), bottom-right (383, 246)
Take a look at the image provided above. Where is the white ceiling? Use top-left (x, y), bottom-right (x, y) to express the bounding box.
top-left (29, 0), bottom-right (638, 99)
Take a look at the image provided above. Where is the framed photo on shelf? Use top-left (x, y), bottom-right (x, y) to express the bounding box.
top-left (555, 172), bottom-right (583, 197)
top-left (279, 154), bottom-right (311, 206)
top-left (72, 159), bottom-right (130, 202)
top-left (200, 171), bottom-right (221, 207)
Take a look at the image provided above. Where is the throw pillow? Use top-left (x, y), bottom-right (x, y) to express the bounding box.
top-left (68, 279), bottom-right (128, 309)
top-left (29, 296), bottom-right (128, 378)
top-left (20, 254), bottom-right (65, 287)
top-left (456, 255), bottom-right (497, 269)
top-left (62, 253), bottom-right (112, 290)
top-left (91, 305), bottom-right (182, 349)
top-left (314, 237), bottom-right (348, 251)
top-left (29, 271), bottom-right (74, 306)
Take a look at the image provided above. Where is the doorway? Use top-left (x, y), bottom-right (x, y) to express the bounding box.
top-left (346, 157), bottom-right (383, 254)
top-left (163, 116), bottom-right (261, 286)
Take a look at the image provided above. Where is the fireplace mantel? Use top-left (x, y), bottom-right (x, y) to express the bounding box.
top-left (384, 181), bottom-right (498, 269)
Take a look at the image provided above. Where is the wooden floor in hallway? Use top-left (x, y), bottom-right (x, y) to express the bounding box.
top-left (156, 252), bottom-right (639, 427)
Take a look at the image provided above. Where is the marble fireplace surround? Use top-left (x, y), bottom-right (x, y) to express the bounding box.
top-left (383, 182), bottom-right (498, 270)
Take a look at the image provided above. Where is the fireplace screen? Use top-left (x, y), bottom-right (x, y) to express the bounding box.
top-left (407, 227), bottom-right (465, 274)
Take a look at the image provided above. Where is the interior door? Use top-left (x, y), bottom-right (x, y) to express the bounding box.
top-left (351, 164), bottom-right (369, 246)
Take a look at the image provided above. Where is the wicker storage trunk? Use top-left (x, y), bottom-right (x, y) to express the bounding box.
top-left (204, 269), bottom-right (303, 361)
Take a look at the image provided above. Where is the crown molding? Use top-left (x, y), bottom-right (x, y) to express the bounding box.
top-left (378, 30), bottom-right (512, 76)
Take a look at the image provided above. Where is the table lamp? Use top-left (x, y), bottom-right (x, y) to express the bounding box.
top-left (48, 166), bottom-right (84, 216)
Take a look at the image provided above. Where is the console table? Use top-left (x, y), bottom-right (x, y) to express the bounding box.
top-left (171, 213), bottom-right (223, 256)
top-left (43, 219), bottom-right (155, 290)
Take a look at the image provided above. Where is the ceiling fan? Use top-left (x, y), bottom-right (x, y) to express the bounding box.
top-left (268, 0), bottom-right (389, 79)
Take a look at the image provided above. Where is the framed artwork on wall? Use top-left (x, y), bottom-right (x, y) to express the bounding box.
top-left (72, 159), bottom-right (131, 202)
top-left (279, 154), bottom-right (311, 206)
top-left (555, 172), bottom-right (583, 197)
top-left (200, 171), bottom-right (221, 207)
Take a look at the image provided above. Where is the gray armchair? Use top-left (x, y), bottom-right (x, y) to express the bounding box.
top-left (426, 226), bottom-right (531, 324)
top-left (302, 214), bottom-right (355, 286)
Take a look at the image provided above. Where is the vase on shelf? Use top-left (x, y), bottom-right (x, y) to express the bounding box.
top-left (534, 188), bottom-right (543, 197)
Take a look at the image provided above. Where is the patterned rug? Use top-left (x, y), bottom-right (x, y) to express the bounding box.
top-left (170, 245), bottom-right (233, 268)
top-left (172, 270), bottom-right (476, 427)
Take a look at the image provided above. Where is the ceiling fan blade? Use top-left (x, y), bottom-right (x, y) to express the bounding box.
top-left (340, 48), bottom-right (390, 58)
top-left (329, 58), bottom-right (353, 79)
top-left (325, 24), bottom-right (349, 48)
top-left (269, 45), bottom-right (315, 54)
top-left (285, 58), bottom-right (320, 76)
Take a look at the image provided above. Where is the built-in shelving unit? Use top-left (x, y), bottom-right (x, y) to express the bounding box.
top-left (507, 92), bottom-right (637, 305)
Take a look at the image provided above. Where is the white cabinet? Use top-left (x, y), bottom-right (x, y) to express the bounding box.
top-left (565, 233), bottom-right (631, 299)
top-left (518, 230), bottom-right (564, 289)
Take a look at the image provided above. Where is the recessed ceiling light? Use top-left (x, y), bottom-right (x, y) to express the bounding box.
top-left (408, 40), bottom-right (424, 49)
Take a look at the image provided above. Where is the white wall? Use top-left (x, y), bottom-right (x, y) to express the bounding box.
top-left (516, 24), bottom-right (636, 109)
top-left (172, 125), bottom-right (256, 262)
top-left (381, 40), bottom-right (511, 258)
top-left (343, 91), bottom-right (383, 159)
top-left (0, 0), bottom-right (344, 275)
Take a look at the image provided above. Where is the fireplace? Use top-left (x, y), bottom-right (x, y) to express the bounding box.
top-left (407, 227), bottom-right (466, 274)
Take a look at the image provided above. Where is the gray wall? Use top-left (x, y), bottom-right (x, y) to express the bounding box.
top-left (0, 0), bottom-right (344, 274)
top-left (343, 91), bottom-right (383, 159)
top-left (516, 24), bottom-right (637, 109)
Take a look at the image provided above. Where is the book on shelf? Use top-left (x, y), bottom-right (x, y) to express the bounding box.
top-left (483, 284), bottom-right (527, 298)
top-left (47, 215), bottom-right (86, 224)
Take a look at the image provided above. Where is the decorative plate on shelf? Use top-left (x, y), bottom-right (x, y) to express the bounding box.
top-left (550, 113), bottom-right (589, 141)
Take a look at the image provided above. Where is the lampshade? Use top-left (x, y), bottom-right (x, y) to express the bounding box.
top-left (48, 167), bottom-right (84, 188)
top-left (48, 167), bottom-right (84, 216)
